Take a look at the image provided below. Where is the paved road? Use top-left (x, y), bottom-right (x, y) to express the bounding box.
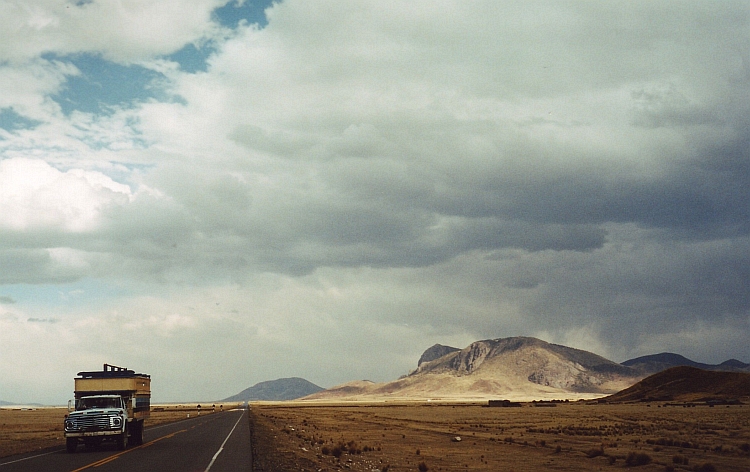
top-left (0, 408), bottom-right (251, 472)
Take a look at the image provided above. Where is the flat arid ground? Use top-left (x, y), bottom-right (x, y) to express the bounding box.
top-left (250, 401), bottom-right (750, 472)
top-left (0, 403), bottom-right (241, 459)
top-left (5, 401), bottom-right (750, 471)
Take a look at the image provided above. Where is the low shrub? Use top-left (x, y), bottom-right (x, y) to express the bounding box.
top-left (586, 447), bottom-right (604, 458)
top-left (693, 463), bottom-right (717, 472)
top-left (418, 462), bottom-right (429, 472)
top-left (625, 451), bottom-right (652, 466)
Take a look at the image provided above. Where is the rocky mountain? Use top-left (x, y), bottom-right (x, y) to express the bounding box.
top-left (418, 344), bottom-right (460, 366)
top-left (303, 337), bottom-right (749, 402)
top-left (223, 377), bottom-right (323, 402)
top-left (622, 352), bottom-right (750, 376)
top-left (604, 366), bottom-right (750, 403)
top-left (412, 337), bottom-right (636, 391)
top-left (305, 337), bottom-right (642, 401)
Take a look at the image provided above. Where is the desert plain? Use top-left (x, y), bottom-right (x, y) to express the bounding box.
top-left (249, 401), bottom-right (750, 472)
top-left (3, 400), bottom-right (750, 471)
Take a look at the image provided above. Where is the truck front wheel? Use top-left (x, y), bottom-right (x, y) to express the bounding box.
top-left (66, 438), bottom-right (77, 453)
top-left (131, 420), bottom-right (144, 446)
top-left (116, 430), bottom-right (128, 450)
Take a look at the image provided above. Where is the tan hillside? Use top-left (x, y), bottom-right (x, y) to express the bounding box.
top-left (304, 337), bottom-right (642, 401)
top-left (605, 365), bottom-right (750, 403)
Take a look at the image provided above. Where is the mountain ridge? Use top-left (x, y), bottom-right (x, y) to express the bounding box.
top-left (0, 400), bottom-right (45, 407)
top-left (622, 352), bottom-right (750, 376)
top-left (306, 336), bottom-right (640, 401)
top-left (305, 337), bottom-right (748, 402)
top-left (604, 366), bottom-right (750, 402)
top-left (222, 377), bottom-right (323, 402)
top-left (418, 344), bottom-right (460, 366)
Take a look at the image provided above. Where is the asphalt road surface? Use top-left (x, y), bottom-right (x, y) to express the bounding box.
top-left (0, 408), bottom-right (252, 472)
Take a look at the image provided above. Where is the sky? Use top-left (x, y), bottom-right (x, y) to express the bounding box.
top-left (0, 0), bottom-right (749, 404)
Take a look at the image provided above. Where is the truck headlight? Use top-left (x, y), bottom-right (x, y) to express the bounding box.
top-left (110, 416), bottom-right (122, 428)
top-left (65, 419), bottom-right (75, 431)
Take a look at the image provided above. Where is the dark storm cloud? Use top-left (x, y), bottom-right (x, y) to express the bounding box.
top-left (2, 0), bottom-right (750, 403)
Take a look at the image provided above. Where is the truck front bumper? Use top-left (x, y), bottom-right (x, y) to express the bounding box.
top-left (65, 430), bottom-right (123, 438)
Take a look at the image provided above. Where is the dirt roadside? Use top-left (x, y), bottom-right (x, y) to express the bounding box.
top-left (248, 401), bottom-right (750, 472)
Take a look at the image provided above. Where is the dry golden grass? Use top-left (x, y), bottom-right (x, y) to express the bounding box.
top-left (250, 401), bottom-right (750, 471)
top-left (6, 401), bottom-right (750, 470)
top-left (0, 407), bottom-right (68, 458)
top-left (0, 402), bottom-right (243, 459)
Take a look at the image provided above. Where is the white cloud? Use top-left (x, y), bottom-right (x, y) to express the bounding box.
top-left (0, 158), bottom-right (132, 232)
top-left (0, 58), bottom-right (74, 117)
top-left (1, 0), bottom-right (750, 403)
top-left (0, 0), bottom-right (225, 62)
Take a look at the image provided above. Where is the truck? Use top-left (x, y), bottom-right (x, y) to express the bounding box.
top-left (64, 364), bottom-right (150, 453)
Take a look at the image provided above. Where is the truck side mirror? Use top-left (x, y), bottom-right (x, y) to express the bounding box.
top-left (68, 399), bottom-right (73, 412)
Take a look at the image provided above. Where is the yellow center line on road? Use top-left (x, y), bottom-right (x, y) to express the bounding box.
top-left (69, 428), bottom-right (188, 471)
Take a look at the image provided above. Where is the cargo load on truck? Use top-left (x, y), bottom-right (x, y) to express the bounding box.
top-left (64, 364), bottom-right (150, 453)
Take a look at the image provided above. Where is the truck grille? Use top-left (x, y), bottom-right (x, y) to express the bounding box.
top-left (66, 415), bottom-right (116, 431)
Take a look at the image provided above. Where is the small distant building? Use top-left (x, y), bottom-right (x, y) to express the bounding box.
top-left (488, 399), bottom-right (522, 407)
top-left (531, 401), bottom-right (557, 407)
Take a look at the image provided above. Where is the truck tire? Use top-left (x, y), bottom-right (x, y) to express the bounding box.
top-left (138, 424), bottom-right (144, 445)
top-left (116, 430), bottom-right (128, 450)
top-left (129, 420), bottom-right (143, 446)
top-left (66, 438), bottom-right (77, 453)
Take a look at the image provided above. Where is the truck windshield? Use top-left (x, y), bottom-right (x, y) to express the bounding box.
top-left (77, 397), bottom-right (122, 410)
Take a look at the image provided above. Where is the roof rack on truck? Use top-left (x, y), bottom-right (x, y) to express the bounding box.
top-left (76, 363), bottom-right (150, 379)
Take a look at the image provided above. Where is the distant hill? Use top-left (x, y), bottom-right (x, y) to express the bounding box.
top-left (622, 353), bottom-right (750, 376)
top-left (302, 338), bottom-right (749, 402)
top-left (305, 337), bottom-right (642, 401)
top-left (605, 366), bottom-right (750, 403)
top-left (222, 377), bottom-right (323, 402)
top-left (0, 400), bottom-right (44, 407)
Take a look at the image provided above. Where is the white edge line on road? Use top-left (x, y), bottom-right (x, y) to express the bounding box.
top-left (204, 409), bottom-right (246, 472)
top-left (0, 411), bottom-right (232, 468)
top-left (0, 448), bottom-right (63, 467)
